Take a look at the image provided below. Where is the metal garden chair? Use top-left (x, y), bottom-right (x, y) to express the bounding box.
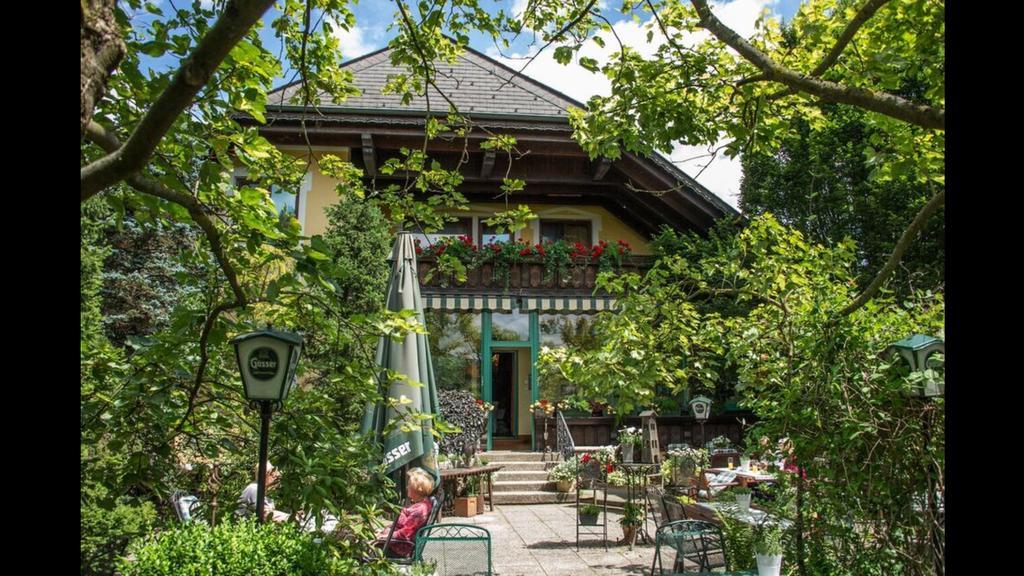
top-left (651, 520), bottom-right (728, 575)
top-left (171, 490), bottom-right (203, 524)
top-left (412, 523), bottom-right (492, 576)
top-left (379, 492), bottom-right (442, 563)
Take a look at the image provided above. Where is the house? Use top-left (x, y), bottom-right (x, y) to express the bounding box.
top-left (243, 45), bottom-right (741, 453)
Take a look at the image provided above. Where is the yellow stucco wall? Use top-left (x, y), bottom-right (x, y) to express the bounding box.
top-left (296, 155), bottom-right (652, 254)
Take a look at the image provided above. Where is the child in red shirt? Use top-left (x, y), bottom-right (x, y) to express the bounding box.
top-left (375, 467), bottom-right (435, 558)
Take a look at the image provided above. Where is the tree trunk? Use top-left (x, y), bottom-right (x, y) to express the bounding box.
top-left (81, 0), bottom-right (125, 136)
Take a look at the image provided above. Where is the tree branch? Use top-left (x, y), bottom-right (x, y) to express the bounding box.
top-left (85, 121), bottom-right (247, 308)
top-left (81, 0), bottom-right (277, 201)
top-left (836, 188), bottom-right (945, 318)
top-left (809, 0), bottom-right (893, 78)
top-left (689, 0), bottom-right (944, 130)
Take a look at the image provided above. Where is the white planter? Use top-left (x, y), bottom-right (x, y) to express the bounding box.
top-left (737, 491), bottom-right (753, 512)
top-left (756, 554), bottom-right (783, 576)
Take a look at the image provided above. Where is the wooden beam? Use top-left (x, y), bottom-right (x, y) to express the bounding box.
top-left (592, 157), bottom-right (612, 181)
top-left (481, 149), bottom-right (496, 179)
top-left (361, 133), bottom-right (376, 177)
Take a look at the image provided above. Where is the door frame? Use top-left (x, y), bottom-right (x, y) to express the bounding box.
top-left (482, 310), bottom-right (540, 450)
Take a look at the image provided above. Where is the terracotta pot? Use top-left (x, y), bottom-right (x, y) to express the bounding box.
top-left (621, 524), bottom-right (637, 544)
top-left (453, 497), bottom-right (478, 518)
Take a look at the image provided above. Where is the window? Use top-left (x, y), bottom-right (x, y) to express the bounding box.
top-left (540, 220), bottom-right (592, 245)
top-left (411, 217), bottom-right (472, 248)
top-left (480, 222), bottom-right (510, 246)
top-left (425, 311), bottom-right (482, 394)
top-left (234, 177), bottom-right (298, 217)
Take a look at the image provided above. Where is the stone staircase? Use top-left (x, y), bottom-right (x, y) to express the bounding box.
top-left (482, 450), bottom-right (573, 505)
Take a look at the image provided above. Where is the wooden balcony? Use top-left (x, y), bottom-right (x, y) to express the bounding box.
top-left (416, 255), bottom-right (655, 294)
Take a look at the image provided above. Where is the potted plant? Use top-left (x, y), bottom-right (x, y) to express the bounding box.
top-left (732, 486), bottom-right (752, 514)
top-left (617, 427), bottom-right (642, 463)
top-left (755, 523), bottom-right (784, 576)
top-left (548, 456), bottom-right (579, 492)
top-left (663, 446), bottom-right (710, 485)
top-left (619, 503), bottom-right (643, 544)
top-left (453, 482), bottom-right (478, 518)
top-left (579, 504), bottom-right (601, 525)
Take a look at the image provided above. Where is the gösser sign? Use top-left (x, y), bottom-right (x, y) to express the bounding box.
top-left (231, 329), bottom-right (304, 403)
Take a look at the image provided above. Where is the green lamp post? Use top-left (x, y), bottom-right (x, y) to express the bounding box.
top-left (885, 333), bottom-right (944, 575)
top-left (231, 328), bottom-right (303, 523)
top-left (689, 395), bottom-right (712, 448)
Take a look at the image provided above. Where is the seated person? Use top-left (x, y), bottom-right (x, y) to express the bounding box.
top-left (236, 461), bottom-right (290, 523)
top-left (373, 467), bottom-right (435, 558)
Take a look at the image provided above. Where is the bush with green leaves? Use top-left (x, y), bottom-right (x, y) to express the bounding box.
top-left (81, 482), bottom-right (157, 576)
top-left (579, 504), bottom-right (601, 516)
top-left (437, 389), bottom-right (486, 456)
top-left (756, 523), bottom-right (785, 557)
top-left (119, 520), bottom-right (389, 576)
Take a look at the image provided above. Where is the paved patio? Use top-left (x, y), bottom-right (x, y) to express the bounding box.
top-left (440, 503), bottom-right (659, 575)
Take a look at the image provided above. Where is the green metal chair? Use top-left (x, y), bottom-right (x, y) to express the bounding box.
top-left (412, 523), bottom-right (492, 576)
top-left (651, 520), bottom-right (728, 575)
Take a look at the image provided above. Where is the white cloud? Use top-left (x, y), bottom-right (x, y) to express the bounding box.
top-left (333, 24), bottom-right (378, 60)
top-left (670, 142), bottom-right (744, 210)
top-left (487, 1), bottom-right (773, 209)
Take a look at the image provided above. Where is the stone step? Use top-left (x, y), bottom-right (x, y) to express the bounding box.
top-left (486, 461), bottom-right (552, 472)
top-left (479, 451), bottom-right (555, 462)
top-left (492, 491), bottom-right (574, 505)
top-left (493, 480), bottom-right (557, 492)
top-left (494, 470), bottom-right (550, 482)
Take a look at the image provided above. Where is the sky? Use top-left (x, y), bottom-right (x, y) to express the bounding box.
top-left (145, 0), bottom-right (805, 209)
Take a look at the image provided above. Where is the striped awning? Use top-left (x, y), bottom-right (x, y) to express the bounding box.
top-left (421, 294), bottom-right (616, 313)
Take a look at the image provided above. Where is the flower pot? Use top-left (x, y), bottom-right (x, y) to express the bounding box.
top-left (453, 497), bottom-right (478, 518)
top-left (579, 512), bottom-right (599, 525)
top-left (621, 524), bottom-right (637, 544)
top-left (756, 554), bottom-right (783, 576)
top-left (736, 493), bottom-right (751, 514)
top-left (556, 480), bottom-right (574, 493)
top-left (621, 444), bottom-right (634, 463)
top-left (740, 457), bottom-right (751, 469)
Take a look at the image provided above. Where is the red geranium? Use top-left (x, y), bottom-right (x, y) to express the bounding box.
top-left (519, 247), bottom-right (532, 256)
top-left (415, 246), bottom-right (423, 255)
top-left (606, 464), bottom-right (614, 473)
top-left (475, 399), bottom-right (484, 406)
top-left (581, 453), bottom-right (591, 463)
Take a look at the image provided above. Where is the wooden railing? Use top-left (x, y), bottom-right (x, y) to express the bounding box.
top-left (417, 256), bottom-right (655, 292)
top-left (534, 413), bottom-right (755, 452)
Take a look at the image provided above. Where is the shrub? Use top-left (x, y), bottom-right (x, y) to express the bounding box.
top-left (118, 520), bottom-right (376, 576)
top-left (81, 488), bottom-right (157, 576)
top-left (579, 504), bottom-right (601, 516)
top-left (756, 523), bottom-right (785, 556)
top-left (437, 389), bottom-right (487, 456)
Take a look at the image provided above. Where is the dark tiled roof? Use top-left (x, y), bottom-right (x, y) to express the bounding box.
top-left (268, 46), bottom-right (582, 118)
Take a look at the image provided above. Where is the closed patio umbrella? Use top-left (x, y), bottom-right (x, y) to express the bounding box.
top-left (360, 232), bottom-right (440, 497)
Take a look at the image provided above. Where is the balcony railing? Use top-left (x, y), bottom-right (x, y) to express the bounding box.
top-left (416, 255), bottom-right (655, 292)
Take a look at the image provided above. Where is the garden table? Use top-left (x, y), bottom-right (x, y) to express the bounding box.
top-left (686, 501), bottom-right (793, 529)
top-left (439, 464), bottom-right (503, 518)
top-left (706, 467), bottom-right (777, 484)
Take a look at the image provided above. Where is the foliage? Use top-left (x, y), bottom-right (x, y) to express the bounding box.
top-left (418, 236), bottom-right (634, 287)
top-left (579, 504), bottom-right (601, 516)
top-left (663, 445), bottom-right (709, 475)
top-left (616, 426), bottom-right (643, 448)
top-left (718, 512), bottom-right (757, 571)
top-left (756, 523), bottom-right (785, 557)
top-left (740, 107), bottom-right (944, 295)
top-left (437, 389), bottom-right (486, 456)
top-left (320, 195), bottom-right (392, 316)
top-left (548, 455), bottom-right (581, 482)
top-left (620, 503), bottom-right (643, 527)
top-left (543, 215), bottom-right (944, 575)
top-left (81, 481), bottom-right (157, 576)
top-left (606, 470), bottom-right (626, 486)
top-left (118, 519), bottom-right (388, 576)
